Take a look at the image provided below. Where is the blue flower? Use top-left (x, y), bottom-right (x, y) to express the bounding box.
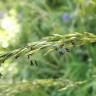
top-left (62, 12), bottom-right (70, 21)
top-left (0, 11), bottom-right (4, 18)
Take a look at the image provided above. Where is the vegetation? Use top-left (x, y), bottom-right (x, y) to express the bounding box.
top-left (0, 0), bottom-right (96, 96)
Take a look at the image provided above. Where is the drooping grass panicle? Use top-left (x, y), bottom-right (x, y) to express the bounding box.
top-left (0, 32), bottom-right (96, 65)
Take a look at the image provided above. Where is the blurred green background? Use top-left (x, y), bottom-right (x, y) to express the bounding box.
top-left (0, 0), bottom-right (96, 96)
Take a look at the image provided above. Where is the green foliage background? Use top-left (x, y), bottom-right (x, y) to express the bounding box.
top-left (0, 0), bottom-right (96, 96)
